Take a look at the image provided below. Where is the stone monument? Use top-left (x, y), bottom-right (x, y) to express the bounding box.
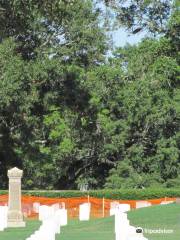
top-left (7, 167), bottom-right (25, 227)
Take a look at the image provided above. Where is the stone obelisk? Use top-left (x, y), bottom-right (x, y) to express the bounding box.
top-left (7, 167), bottom-right (25, 227)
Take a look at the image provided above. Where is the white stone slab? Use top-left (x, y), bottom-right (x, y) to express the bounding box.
top-left (60, 202), bottom-right (65, 209)
top-left (110, 202), bottom-right (119, 216)
top-left (127, 232), bottom-right (148, 240)
top-left (0, 206), bottom-right (8, 231)
top-left (118, 204), bottom-right (130, 212)
top-left (115, 211), bottom-right (129, 234)
top-left (136, 201), bottom-right (151, 209)
top-left (79, 203), bottom-right (91, 221)
top-left (115, 212), bottom-right (148, 240)
top-left (160, 201), bottom-right (174, 205)
top-left (33, 202), bottom-right (40, 213)
top-left (55, 208), bottom-right (67, 226)
top-left (110, 203), bottom-right (130, 216)
top-left (39, 205), bottom-right (54, 221)
top-left (51, 203), bottom-right (60, 211)
top-left (26, 215), bottom-right (59, 240)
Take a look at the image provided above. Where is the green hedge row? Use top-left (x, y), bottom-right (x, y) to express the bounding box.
top-left (0, 190), bottom-right (7, 195)
top-left (1, 189), bottom-right (180, 200)
top-left (88, 189), bottom-right (180, 200)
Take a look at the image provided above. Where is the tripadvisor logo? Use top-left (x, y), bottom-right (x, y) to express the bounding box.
top-left (143, 228), bottom-right (174, 234)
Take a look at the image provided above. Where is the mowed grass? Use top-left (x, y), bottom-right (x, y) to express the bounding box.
top-left (59, 217), bottom-right (114, 240)
top-left (0, 217), bottom-right (115, 240)
top-left (0, 203), bottom-right (179, 240)
top-left (0, 220), bottom-right (41, 240)
top-left (128, 203), bottom-right (180, 240)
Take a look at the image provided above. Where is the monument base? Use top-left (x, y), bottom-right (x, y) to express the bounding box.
top-left (7, 221), bottom-right (26, 228)
top-left (7, 209), bottom-right (26, 228)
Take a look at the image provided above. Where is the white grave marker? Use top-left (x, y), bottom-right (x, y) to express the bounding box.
top-left (79, 203), bottom-right (91, 221)
top-left (115, 212), bottom-right (130, 240)
top-left (110, 202), bottom-right (130, 216)
top-left (27, 205), bottom-right (61, 240)
top-left (56, 208), bottom-right (67, 226)
top-left (136, 201), bottom-right (151, 209)
top-left (110, 202), bottom-right (119, 216)
top-left (33, 202), bottom-right (40, 213)
top-left (160, 201), bottom-right (174, 205)
top-left (0, 206), bottom-right (8, 231)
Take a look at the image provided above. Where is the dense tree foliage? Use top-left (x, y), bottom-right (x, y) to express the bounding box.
top-left (0, 0), bottom-right (179, 189)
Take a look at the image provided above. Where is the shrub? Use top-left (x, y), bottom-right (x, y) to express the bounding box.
top-left (1, 189), bottom-right (180, 200)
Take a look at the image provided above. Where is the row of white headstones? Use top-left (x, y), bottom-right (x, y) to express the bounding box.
top-left (113, 204), bottom-right (147, 240)
top-left (0, 200), bottom-right (174, 240)
top-left (27, 202), bottom-right (91, 240)
top-left (0, 203), bottom-right (90, 240)
top-left (27, 204), bottom-right (67, 240)
top-left (30, 202), bottom-right (150, 240)
top-left (112, 200), bottom-right (174, 240)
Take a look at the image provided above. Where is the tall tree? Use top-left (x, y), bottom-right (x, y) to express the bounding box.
top-left (0, 0), bottom-right (178, 190)
top-left (0, 0), bottom-right (107, 189)
top-left (105, 6), bottom-right (180, 188)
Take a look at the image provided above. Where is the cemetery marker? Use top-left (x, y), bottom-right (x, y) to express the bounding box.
top-left (7, 167), bottom-right (25, 227)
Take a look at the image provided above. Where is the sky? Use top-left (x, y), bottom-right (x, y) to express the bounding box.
top-left (112, 28), bottom-right (147, 47)
top-left (96, 1), bottom-right (147, 48)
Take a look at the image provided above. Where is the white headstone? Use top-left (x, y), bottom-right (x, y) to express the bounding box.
top-left (0, 206), bottom-right (8, 231)
top-left (160, 201), bottom-right (174, 205)
top-left (110, 202), bottom-right (119, 216)
top-left (115, 212), bottom-right (130, 240)
top-left (136, 201), bottom-right (151, 209)
top-left (26, 208), bottom-right (61, 240)
top-left (51, 203), bottom-right (60, 211)
top-left (110, 203), bottom-right (130, 216)
top-left (33, 202), bottom-right (40, 213)
top-left (115, 211), bottom-right (140, 240)
top-left (79, 203), bottom-right (91, 221)
top-left (39, 205), bottom-right (54, 221)
top-left (60, 202), bottom-right (65, 209)
top-left (127, 233), bottom-right (148, 240)
top-left (56, 208), bottom-right (67, 226)
top-left (118, 204), bottom-right (130, 212)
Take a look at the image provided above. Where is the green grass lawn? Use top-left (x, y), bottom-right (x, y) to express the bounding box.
top-left (59, 217), bottom-right (114, 240)
top-left (128, 203), bottom-right (180, 240)
top-left (0, 220), bottom-right (41, 240)
top-left (0, 203), bottom-right (179, 240)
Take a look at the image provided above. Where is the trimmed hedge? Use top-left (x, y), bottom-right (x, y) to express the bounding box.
top-left (0, 190), bottom-right (7, 195)
top-left (88, 189), bottom-right (180, 200)
top-left (1, 189), bottom-right (180, 200)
